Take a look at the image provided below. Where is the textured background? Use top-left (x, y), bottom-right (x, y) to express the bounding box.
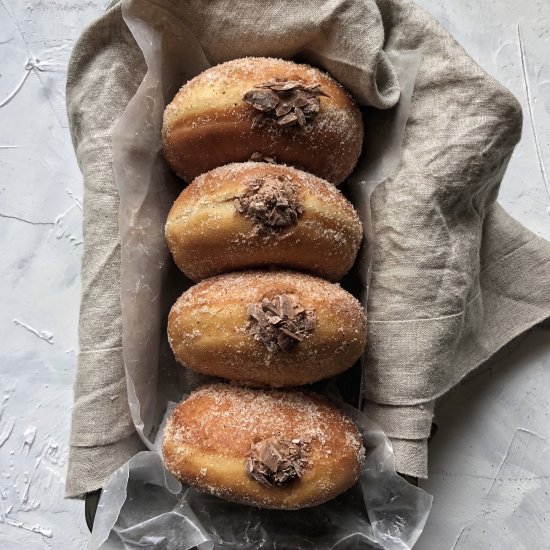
top-left (0, 0), bottom-right (548, 548)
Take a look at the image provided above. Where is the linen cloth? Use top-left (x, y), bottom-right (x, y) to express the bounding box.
top-left (65, 0), bottom-right (550, 497)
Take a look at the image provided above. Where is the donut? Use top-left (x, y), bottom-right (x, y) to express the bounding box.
top-left (162, 384), bottom-right (365, 509)
top-left (167, 271), bottom-right (367, 387)
top-left (162, 57), bottom-right (363, 184)
top-left (165, 162), bottom-right (363, 282)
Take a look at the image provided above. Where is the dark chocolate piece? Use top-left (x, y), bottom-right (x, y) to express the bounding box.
top-left (234, 175), bottom-right (303, 233)
top-left (243, 78), bottom-right (328, 128)
top-left (245, 436), bottom-right (309, 487)
top-left (246, 294), bottom-right (316, 353)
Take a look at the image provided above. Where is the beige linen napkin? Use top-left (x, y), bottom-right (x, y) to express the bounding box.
top-left (65, 9), bottom-right (147, 497)
top-left (65, 0), bottom-right (550, 497)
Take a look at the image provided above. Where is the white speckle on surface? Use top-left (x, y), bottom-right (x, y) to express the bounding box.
top-left (0, 211), bottom-right (54, 226)
top-left (517, 25), bottom-right (550, 203)
top-left (13, 319), bottom-right (54, 345)
top-left (0, 416), bottom-right (16, 447)
top-left (4, 519), bottom-right (53, 538)
top-left (65, 188), bottom-right (83, 210)
top-left (21, 426), bottom-right (37, 455)
top-left (0, 60), bottom-right (32, 108)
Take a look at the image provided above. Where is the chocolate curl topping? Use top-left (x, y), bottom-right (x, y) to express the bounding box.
top-left (246, 294), bottom-right (316, 353)
top-left (245, 437), bottom-right (310, 487)
top-left (249, 152), bottom-right (277, 164)
top-left (234, 175), bottom-right (303, 233)
top-left (243, 78), bottom-right (328, 128)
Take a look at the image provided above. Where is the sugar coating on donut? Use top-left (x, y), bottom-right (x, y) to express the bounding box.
top-left (162, 384), bottom-right (365, 507)
top-left (167, 271), bottom-right (367, 387)
top-left (183, 162), bottom-right (359, 211)
top-left (164, 56), bottom-right (360, 147)
top-left (170, 270), bottom-right (366, 338)
top-left (162, 57), bottom-right (364, 183)
top-left (165, 163), bottom-right (363, 281)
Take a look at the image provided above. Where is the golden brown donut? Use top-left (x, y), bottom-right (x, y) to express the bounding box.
top-left (168, 271), bottom-right (367, 387)
top-left (162, 384), bottom-right (365, 509)
top-left (165, 162), bottom-right (363, 282)
top-left (162, 57), bottom-right (363, 184)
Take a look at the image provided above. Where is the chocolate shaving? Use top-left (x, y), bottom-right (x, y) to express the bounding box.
top-left (245, 436), bottom-right (310, 487)
top-left (277, 111), bottom-right (298, 127)
top-left (249, 152), bottom-right (277, 164)
top-left (243, 78), bottom-right (328, 128)
top-left (234, 175), bottom-right (303, 233)
top-left (244, 89), bottom-right (280, 112)
top-left (294, 107), bottom-right (306, 126)
top-left (246, 294), bottom-right (316, 353)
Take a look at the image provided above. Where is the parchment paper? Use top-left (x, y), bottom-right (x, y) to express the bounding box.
top-left (90, 393), bottom-right (432, 550)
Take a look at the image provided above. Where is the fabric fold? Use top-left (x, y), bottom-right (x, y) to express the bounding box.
top-left (142, 0), bottom-right (401, 109)
top-left (71, 348), bottom-right (136, 447)
top-left (66, 432), bottom-right (145, 499)
top-left (65, 6), bottom-right (146, 497)
top-left (390, 438), bottom-right (429, 479)
top-left (364, 401), bottom-right (435, 441)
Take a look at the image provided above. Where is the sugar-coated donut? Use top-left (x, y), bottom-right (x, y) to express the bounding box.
top-left (165, 162), bottom-right (363, 282)
top-left (162, 57), bottom-right (363, 184)
top-left (162, 384), bottom-right (365, 509)
top-left (167, 271), bottom-right (367, 387)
